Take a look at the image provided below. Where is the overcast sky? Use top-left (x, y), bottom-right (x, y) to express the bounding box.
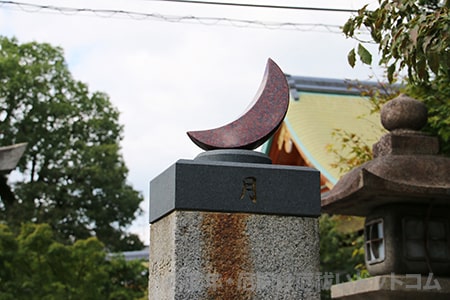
top-left (1, 0), bottom-right (382, 244)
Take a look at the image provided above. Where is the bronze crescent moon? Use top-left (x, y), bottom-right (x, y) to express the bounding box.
top-left (187, 58), bottom-right (289, 150)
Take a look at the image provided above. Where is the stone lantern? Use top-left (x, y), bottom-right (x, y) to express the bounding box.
top-left (322, 95), bottom-right (450, 298)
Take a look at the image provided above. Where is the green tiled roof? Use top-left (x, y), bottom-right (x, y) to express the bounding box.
top-left (285, 91), bottom-right (384, 185)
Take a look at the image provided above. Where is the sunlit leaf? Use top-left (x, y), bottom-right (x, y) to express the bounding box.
top-left (410, 26), bottom-right (419, 46)
top-left (428, 52), bottom-right (440, 74)
top-left (416, 57), bottom-right (428, 80)
top-left (348, 48), bottom-right (356, 67)
top-left (357, 44), bottom-right (372, 65)
top-left (387, 64), bottom-right (396, 83)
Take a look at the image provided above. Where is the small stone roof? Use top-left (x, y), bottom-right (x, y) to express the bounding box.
top-left (0, 143), bottom-right (27, 174)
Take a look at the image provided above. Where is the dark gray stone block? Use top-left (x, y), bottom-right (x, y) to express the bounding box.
top-left (150, 158), bottom-right (320, 223)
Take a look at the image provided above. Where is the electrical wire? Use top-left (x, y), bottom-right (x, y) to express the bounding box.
top-left (0, 0), bottom-right (358, 32)
top-left (144, 0), bottom-right (359, 13)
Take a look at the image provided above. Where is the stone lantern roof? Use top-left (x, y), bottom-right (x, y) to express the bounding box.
top-left (0, 143), bottom-right (27, 174)
top-left (322, 94), bottom-right (450, 216)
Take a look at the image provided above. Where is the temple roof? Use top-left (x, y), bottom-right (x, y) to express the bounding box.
top-left (263, 76), bottom-right (387, 192)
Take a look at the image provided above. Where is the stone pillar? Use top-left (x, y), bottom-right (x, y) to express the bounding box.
top-left (149, 150), bottom-right (321, 299)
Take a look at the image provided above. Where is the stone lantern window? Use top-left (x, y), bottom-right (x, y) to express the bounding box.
top-left (365, 218), bottom-right (385, 264)
top-left (403, 217), bottom-right (450, 262)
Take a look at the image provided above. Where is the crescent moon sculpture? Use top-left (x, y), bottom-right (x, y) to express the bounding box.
top-left (187, 58), bottom-right (289, 150)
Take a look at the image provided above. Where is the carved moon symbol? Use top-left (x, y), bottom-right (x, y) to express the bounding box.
top-left (187, 58), bottom-right (289, 150)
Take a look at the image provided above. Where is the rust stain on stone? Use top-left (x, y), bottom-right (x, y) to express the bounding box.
top-left (201, 212), bottom-right (254, 299)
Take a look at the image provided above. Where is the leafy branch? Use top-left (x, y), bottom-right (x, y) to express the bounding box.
top-left (343, 0), bottom-right (450, 84)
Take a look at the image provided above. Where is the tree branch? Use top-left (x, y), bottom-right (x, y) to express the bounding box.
top-left (0, 175), bottom-right (16, 210)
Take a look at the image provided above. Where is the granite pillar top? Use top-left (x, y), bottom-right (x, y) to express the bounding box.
top-left (150, 150), bottom-right (320, 223)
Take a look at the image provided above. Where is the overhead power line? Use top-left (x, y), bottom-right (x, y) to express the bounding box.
top-left (146, 0), bottom-right (359, 13)
top-left (0, 0), bottom-right (364, 32)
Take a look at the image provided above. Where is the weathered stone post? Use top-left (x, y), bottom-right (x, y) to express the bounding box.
top-left (322, 94), bottom-right (450, 299)
top-left (149, 151), bottom-right (320, 299)
top-left (148, 59), bottom-right (321, 299)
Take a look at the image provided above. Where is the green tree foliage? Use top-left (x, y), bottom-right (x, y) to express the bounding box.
top-left (0, 223), bottom-right (148, 300)
top-left (405, 76), bottom-right (450, 154)
top-left (344, 0), bottom-right (450, 83)
top-left (326, 81), bottom-right (400, 173)
top-left (343, 0), bottom-right (450, 155)
top-left (0, 36), bottom-right (144, 251)
top-left (319, 215), bottom-right (367, 299)
top-left (326, 128), bottom-right (374, 175)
